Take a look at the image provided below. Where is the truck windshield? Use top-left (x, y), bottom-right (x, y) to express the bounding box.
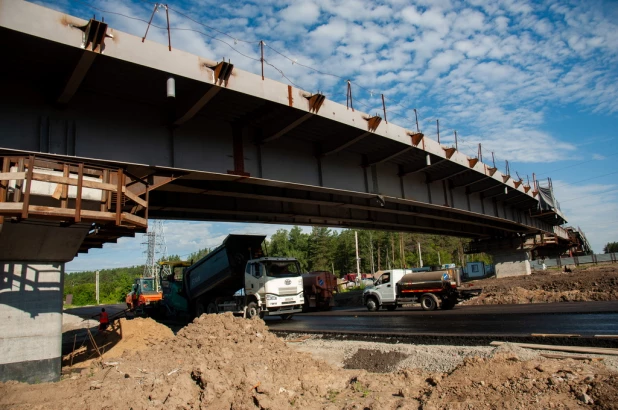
top-left (140, 278), bottom-right (156, 293)
top-left (264, 261), bottom-right (300, 278)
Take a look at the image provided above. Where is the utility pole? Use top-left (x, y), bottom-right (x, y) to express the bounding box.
top-left (142, 220), bottom-right (170, 292)
top-left (369, 231), bottom-right (375, 275)
top-left (391, 235), bottom-right (395, 270)
top-left (399, 233), bottom-right (405, 268)
top-left (95, 270), bottom-right (99, 305)
top-left (355, 231), bottom-right (361, 283)
top-left (418, 242), bottom-right (423, 268)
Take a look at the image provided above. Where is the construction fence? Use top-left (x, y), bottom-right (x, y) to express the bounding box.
top-left (531, 253), bottom-right (618, 270)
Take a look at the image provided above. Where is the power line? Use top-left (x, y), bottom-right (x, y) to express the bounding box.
top-left (559, 187), bottom-right (618, 203)
top-left (536, 152), bottom-right (618, 177)
top-left (553, 170), bottom-right (618, 188)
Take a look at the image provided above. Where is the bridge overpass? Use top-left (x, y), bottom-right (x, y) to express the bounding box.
top-left (0, 0), bottom-right (576, 383)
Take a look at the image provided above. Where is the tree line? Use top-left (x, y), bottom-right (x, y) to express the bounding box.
top-left (64, 227), bottom-right (488, 306)
top-left (266, 226), bottom-right (489, 276)
top-left (604, 242), bottom-right (618, 253)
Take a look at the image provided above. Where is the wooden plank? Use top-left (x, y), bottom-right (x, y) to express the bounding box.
top-left (116, 169), bottom-right (123, 225)
top-left (21, 156), bottom-right (35, 219)
top-left (0, 158), bottom-right (10, 224)
top-left (51, 181), bottom-right (63, 200)
top-left (27, 205), bottom-right (74, 218)
top-left (531, 333), bottom-right (580, 338)
top-left (0, 202), bottom-right (23, 212)
top-left (594, 335), bottom-right (618, 339)
top-left (0, 172), bottom-right (26, 180)
top-left (540, 353), bottom-right (603, 361)
top-left (122, 188), bottom-right (148, 208)
top-left (80, 209), bottom-right (116, 221)
top-left (61, 164), bottom-right (69, 208)
top-left (31, 172), bottom-right (117, 192)
top-left (14, 157), bottom-right (24, 202)
top-left (23, 206), bottom-right (116, 222)
top-left (144, 186), bottom-right (149, 221)
top-left (490, 341), bottom-right (618, 356)
top-left (101, 170), bottom-right (109, 212)
top-left (75, 163), bottom-right (83, 222)
top-left (121, 212), bottom-right (147, 227)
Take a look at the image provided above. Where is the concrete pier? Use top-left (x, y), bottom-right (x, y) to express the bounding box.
top-left (493, 250), bottom-right (532, 278)
top-left (0, 221), bottom-right (89, 383)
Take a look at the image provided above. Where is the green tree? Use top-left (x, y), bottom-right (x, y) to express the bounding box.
top-left (604, 242), bottom-right (618, 253)
top-left (307, 227), bottom-right (333, 272)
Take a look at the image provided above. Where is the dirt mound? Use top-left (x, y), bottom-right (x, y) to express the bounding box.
top-left (422, 352), bottom-right (618, 409)
top-left (465, 265), bottom-right (618, 305)
top-left (64, 317), bottom-right (174, 368)
top-left (2, 313), bottom-right (617, 409)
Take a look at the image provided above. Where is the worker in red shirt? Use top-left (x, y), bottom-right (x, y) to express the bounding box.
top-left (98, 308), bottom-right (109, 331)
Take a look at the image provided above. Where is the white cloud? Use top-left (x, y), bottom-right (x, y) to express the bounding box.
top-left (552, 182), bottom-right (618, 253)
top-left (280, 2), bottom-right (321, 25)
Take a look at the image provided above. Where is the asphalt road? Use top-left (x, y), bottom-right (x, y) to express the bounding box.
top-left (265, 301), bottom-right (618, 337)
top-left (65, 301), bottom-right (618, 338)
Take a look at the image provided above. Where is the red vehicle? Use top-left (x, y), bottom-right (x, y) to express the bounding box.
top-left (302, 271), bottom-right (338, 311)
top-left (125, 277), bottom-right (162, 316)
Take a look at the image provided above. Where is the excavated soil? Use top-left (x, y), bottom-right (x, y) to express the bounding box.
top-left (344, 349), bottom-right (409, 373)
top-left (1, 313), bottom-right (618, 409)
top-left (465, 264), bottom-right (618, 305)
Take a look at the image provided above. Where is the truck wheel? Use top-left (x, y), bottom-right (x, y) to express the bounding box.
top-left (194, 301), bottom-right (206, 318)
top-left (420, 294), bottom-right (438, 311)
top-left (246, 301), bottom-right (260, 319)
top-left (279, 314), bottom-right (293, 320)
top-left (206, 302), bottom-right (218, 314)
top-left (386, 305), bottom-right (397, 311)
top-left (366, 297), bottom-right (378, 312)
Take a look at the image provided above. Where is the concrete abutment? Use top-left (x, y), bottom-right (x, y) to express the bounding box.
top-left (491, 250), bottom-right (532, 278)
top-left (0, 221), bottom-right (89, 383)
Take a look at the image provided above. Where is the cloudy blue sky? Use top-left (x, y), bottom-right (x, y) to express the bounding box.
top-left (32, 0), bottom-right (617, 270)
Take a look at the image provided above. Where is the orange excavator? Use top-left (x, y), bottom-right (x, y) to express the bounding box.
top-left (125, 277), bottom-right (162, 316)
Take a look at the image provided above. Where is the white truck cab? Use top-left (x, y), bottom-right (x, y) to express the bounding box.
top-left (244, 257), bottom-right (304, 319)
top-left (363, 269), bottom-right (410, 310)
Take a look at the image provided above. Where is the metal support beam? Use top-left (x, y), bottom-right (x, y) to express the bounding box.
top-left (469, 183), bottom-right (503, 195)
top-left (367, 146), bottom-right (414, 166)
top-left (322, 131), bottom-right (371, 156)
top-left (261, 112), bottom-right (313, 144)
top-left (428, 168), bottom-right (471, 183)
top-left (454, 175), bottom-right (490, 189)
top-left (400, 158), bottom-right (445, 177)
top-left (174, 86), bottom-right (221, 126)
top-left (57, 51), bottom-right (97, 104)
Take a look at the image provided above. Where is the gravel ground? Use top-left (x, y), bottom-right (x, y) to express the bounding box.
top-left (286, 335), bottom-right (618, 374)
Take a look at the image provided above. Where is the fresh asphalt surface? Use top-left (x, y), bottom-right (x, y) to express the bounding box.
top-left (65, 301), bottom-right (618, 338)
top-left (265, 301), bottom-right (618, 337)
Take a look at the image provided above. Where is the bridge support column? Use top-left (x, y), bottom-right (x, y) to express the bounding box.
top-left (0, 221), bottom-right (89, 383)
top-left (491, 249), bottom-right (532, 278)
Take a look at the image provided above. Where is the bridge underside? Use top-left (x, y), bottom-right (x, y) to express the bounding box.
top-left (0, 10), bottom-right (563, 244)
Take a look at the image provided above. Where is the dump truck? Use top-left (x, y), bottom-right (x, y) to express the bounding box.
top-left (159, 234), bottom-right (304, 320)
top-left (125, 277), bottom-right (163, 316)
top-left (363, 269), bottom-right (481, 312)
top-left (302, 271), bottom-right (338, 311)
